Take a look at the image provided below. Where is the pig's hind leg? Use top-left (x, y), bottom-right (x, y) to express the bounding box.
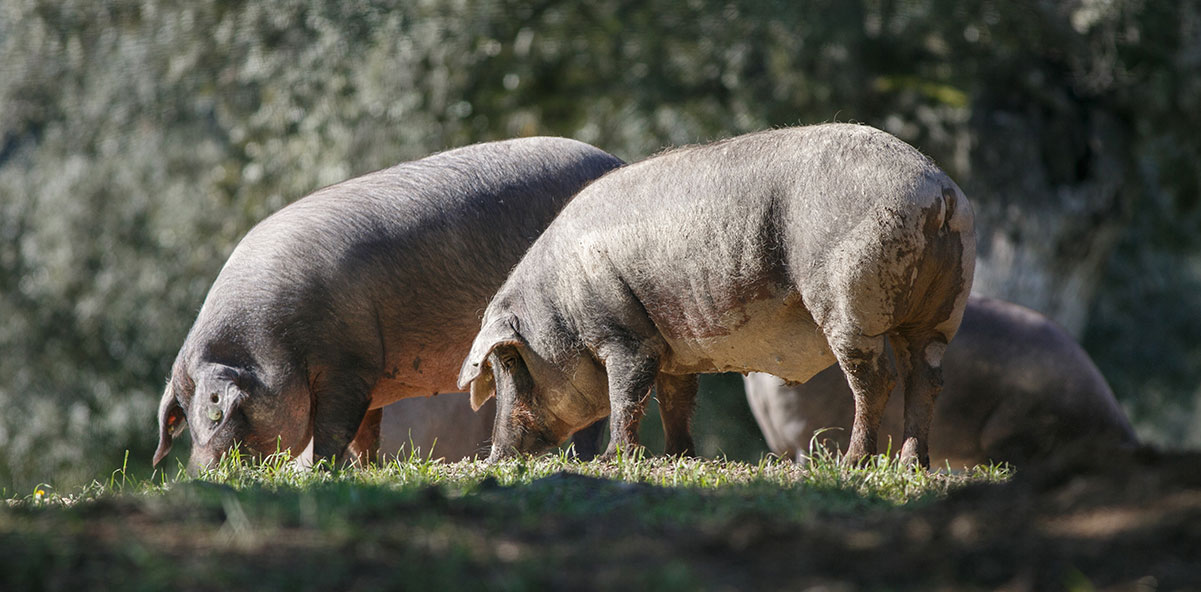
top-left (826, 332), bottom-right (897, 466)
top-left (655, 373), bottom-right (698, 457)
top-left (888, 333), bottom-right (945, 468)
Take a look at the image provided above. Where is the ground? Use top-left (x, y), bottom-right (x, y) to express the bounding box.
top-left (2, 447), bottom-right (1199, 591)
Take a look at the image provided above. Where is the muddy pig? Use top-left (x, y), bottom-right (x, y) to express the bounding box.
top-left (459, 124), bottom-right (975, 467)
top-left (154, 138), bottom-right (623, 472)
top-left (744, 296), bottom-right (1138, 468)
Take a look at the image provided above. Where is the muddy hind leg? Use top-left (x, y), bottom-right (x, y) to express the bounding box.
top-left (889, 334), bottom-right (945, 468)
top-left (656, 373), bottom-right (698, 457)
top-left (346, 407), bottom-right (382, 467)
top-left (829, 333), bottom-right (896, 466)
top-left (601, 348), bottom-right (659, 459)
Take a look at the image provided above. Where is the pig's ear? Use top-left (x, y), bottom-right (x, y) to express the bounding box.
top-left (458, 315), bottom-right (524, 410)
top-left (153, 380), bottom-right (186, 467)
top-left (468, 371), bottom-right (496, 413)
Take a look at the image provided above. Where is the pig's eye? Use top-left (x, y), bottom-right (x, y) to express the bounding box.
top-left (500, 354), bottom-right (517, 370)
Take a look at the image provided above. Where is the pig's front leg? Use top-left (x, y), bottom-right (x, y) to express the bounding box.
top-left (346, 407), bottom-right (383, 467)
top-left (601, 347), bottom-right (659, 458)
top-left (310, 369), bottom-right (374, 465)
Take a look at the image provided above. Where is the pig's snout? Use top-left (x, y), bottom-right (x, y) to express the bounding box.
top-left (185, 449), bottom-right (220, 476)
top-left (487, 428), bottom-right (558, 462)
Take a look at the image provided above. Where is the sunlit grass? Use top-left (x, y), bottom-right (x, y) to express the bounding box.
top-left (6, 441), bottom-right (1011, 511)
top-left (1, 443), bottom-right (1014, 590)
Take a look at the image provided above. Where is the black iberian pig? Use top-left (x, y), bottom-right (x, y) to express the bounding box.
top-left (154, 138), bottom-right (623, 471)
top-left (459, 124), bottom-right (975, 467)
top-left (744, 296), bottom-right (1138, 467)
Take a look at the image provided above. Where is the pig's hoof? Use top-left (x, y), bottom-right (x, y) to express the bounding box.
top-left (840, 451), bottom-right (869, 465)
top-left (598, 444), bottom-right (647, 463)
top-left (899, 439), bottom-right (930, 469)
top-left (840, 451), bottom-right (872, 468)
top-left (898, 451), bottom-right (930, 469)
top-left (841, 442), bottom-right (871, 467)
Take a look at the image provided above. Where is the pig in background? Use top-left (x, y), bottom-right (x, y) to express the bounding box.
top-left (154, 138), bottom-right (623, 472)
top-left (378, 395), bottom-right (605, 461)
top-left (378, 395), bottom-right (495, 462)
top-left (744, 297), bottom-right (1139, 468)
top-left (460, 123), bottom-right (975, 467)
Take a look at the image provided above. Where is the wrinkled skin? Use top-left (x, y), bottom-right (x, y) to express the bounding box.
top-left (154, 138), bottom-right (623, 473)
top-left (460, 124), bottom-right (975, 467)
top-left (744, 296), bottom-right (1139, 467)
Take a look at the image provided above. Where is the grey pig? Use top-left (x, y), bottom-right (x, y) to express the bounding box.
top-left (459, 124), bottom-right (975, 467)
top-left (154, 138), bottom-right (623, 472)
top-left (744, 296), bottom-right (1138, 467)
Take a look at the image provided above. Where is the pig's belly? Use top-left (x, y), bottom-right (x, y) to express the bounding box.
top-left (658, 298), bottom-right (837, 382)
top-left (368, 345), bottom-right (467, 409)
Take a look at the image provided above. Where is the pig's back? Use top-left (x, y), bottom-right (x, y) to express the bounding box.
top-left (191, 138), bottom-right (621, 378)
top-left (519, 125), bottom-right (946, 379)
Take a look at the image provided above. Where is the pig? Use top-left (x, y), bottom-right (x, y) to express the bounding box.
top-left (377, 395), bottom-right (496, 462)
top-left (377, 396), bottom-right (607, 461)
top-left (458, 124), bottom-right (976, 467)
top-left (153, 137), bottom-right (624, 472)
top-left (744, 296), bottom-right (1139, 467)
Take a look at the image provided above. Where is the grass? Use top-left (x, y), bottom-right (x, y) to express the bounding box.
top-left (1, 445), bottom-right (1012, 591)
top-left (8, 443), bottom-right (1011, 511)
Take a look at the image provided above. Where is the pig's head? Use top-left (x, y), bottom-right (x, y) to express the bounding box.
top-left (458, 313), bottom-right (608, 461)
top-left (154, 362), bottom-right (310, 473)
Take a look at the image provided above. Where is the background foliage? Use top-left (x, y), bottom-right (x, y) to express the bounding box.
top-left (2, 0), bottom-right (1199, 492)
